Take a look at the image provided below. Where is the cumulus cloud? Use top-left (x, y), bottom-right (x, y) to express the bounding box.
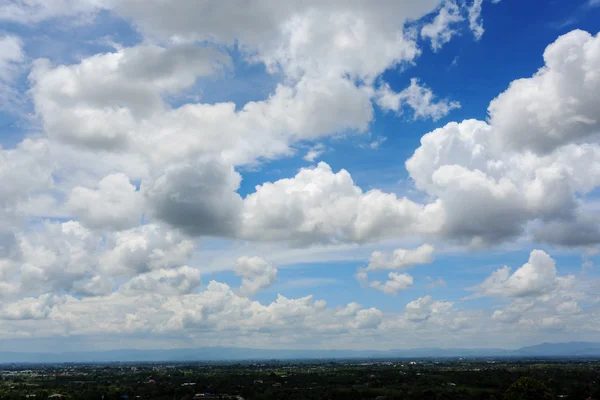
top-left (142, 160), bottom-right (243, 237)
top-left (485, 252), bottom-right (588, 329)
top-left (29, 44), bottom-right (231, 150)
top-left (421, 1), bottom-right (464, 51)
top-left (68, 173), bottom-right (144, 231)
top-left (120, 266), bottom-right (201, 296)
top-left (99, 224), bottom-right (195, 276)
top-left (4, 0), bottom-right (600, 350)
top-left (357, 245), bottom-right (432, 295)
top-left (1, 293), bottom-right (65, 321)
top-left (15, 221), bottom-right (102, 296)
top-left (376, 79), bottom-right (461, 120)
top-left (234, 256), bottom-right (278, 296)
top-left (303, 144), bottom-right (326, 162)
top-left (241, 162), bottom-right (443, 245)
top-left (367, 244), bottom-right (435, 271)
top-left (402, 31), bottom-right (600, 246)
top-left (370, 272), bottom-right (414, 295)
top-left (471, 250), bottom-right (567, 298)
top-left (73, 276), bottom-right (113, 297)
top-left (489, 30), bottom-right (600, 154)
top-left (406, 117), bottom-right (600, 246)
top-left (0, 140), bottom-right (54, 221)
top-left (404, 295), bottom-right (453, 322)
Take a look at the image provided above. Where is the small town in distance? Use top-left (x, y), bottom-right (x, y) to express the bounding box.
top-left (1, 354), bottom-right (599, 400)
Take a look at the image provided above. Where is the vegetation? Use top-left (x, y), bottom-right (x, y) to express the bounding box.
top-left (0, 358), bottom-right (599, 400)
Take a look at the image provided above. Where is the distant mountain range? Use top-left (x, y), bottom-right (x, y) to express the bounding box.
top-left (2, 342), bottom-right (600, 363)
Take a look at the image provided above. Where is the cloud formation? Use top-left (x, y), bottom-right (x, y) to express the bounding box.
top-left (0, 0), bottom-right (599, 351)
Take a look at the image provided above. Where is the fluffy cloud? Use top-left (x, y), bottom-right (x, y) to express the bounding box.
top-left (29, 44), bottom-right (231, 150)
top-left (472, 250), bottom-right (568, 298)
top-left (303, 144), bottom-right (326, 162)
top-left (112, 1), bottom-right (438, 80)
top-left (489, 30), bottom-right (600, 154)
top-left (421, 1), bottom-right (463, 51)
top-left (98, 224), bottom-right (195, 276)
top-left (370, 272), bottom-right (414, 295)
top-left (24, 279), bottom-right (387, 339)
top-left (403, 295), bottom-right (453, 322)
top-left (14, 221), bottom-right (102, 296)
top-left (68, 173), bottom-right (144, 230)
top-left (367, 244), bottom-right (434, 271)
top-left (120, 266), bottom-right (201, 296)
top-left (142, 160), bottom-right (243, 237)
top-left (29, 44), bottom-right (377, 169)
top-left (406, 118), bottom-right (600, 246)
top-left (0, 294), bottom-right (65, 320)
top-left (72, 276), bottom-right (113, 297)
top-left (0, 140), bottom-right (54, 218)
top-left (3, 0), bottom-right (600, 351)
top-left (241, 162), bottom-right (443, 245)
top-left (357, 244), bottom-right (433, 294)
top-left (403, 30), bottom-right (600, 246)
top-left (375, 79), bottom-right (461, 120)
top-left (234, 256), bottom-right (278, 296)
top-left (484, 252), bottom-right (590, 329)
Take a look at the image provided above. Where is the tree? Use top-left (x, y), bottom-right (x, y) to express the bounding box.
top-left (504, 377), bottom-right (553, 400)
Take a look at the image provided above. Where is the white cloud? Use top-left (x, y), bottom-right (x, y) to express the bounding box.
top-left (4, 0), bottom-right (600, 351)
top-left (369, 137), bottom-right (387, 149)
top-left (99, 224), bottom-right (195, 276)
top-left (376, 79), bottom-right (461, 121)
top-left (421, 1), bottom-right (464, 51)
top-left (0, 139), bottom-right (54, 225)
top-left (234, 256), bottom-right (278, 296)
top-left (303, 144), bottom-right (326, 162)
top-left (472, 250), bottom-right (566, 298)
top-left (489, 30), bottom-right (600, 154)
top-left (370, 272), bottom-right (414, 295)
top-left (29, 44), bottom-right (231, 151)
top-left (403, 295), bottom-right (453, 322)
top-left (241, 162), bottom-right (444, 245)
top-left (0, 34), bottom-right (24, 111)
top-left (467, 0), bottom-right (484, 40)
top-left (15, 221), bottom-right (102, 297)
top-left (73, 275), bottom-right (113, 297)
top-left (120, 266), bottom-right (201, 296)
top-left (68, 173), bottom-right (144, 231)
top-left (0, 0), bottom-right (104, 23)
top-left (406, 117), bottom-right (600, 246)
top-left (367, 244), bottom-right (434, 271)
top-left (404, 31), bottom-right (600, 246)
top-left (1, 293), bottom-right (65, 321)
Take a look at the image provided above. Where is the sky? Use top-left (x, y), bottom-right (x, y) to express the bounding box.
top-left (0, 0), bottom-right (600, 353)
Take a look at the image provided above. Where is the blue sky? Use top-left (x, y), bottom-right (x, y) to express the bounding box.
top-left (1, 0), bottom-right (600, 352)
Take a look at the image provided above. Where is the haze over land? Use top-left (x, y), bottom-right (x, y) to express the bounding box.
top-left (3, 342), bottom-right (600, 363)
top-left (0, 0), bottom-right (600, 355)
